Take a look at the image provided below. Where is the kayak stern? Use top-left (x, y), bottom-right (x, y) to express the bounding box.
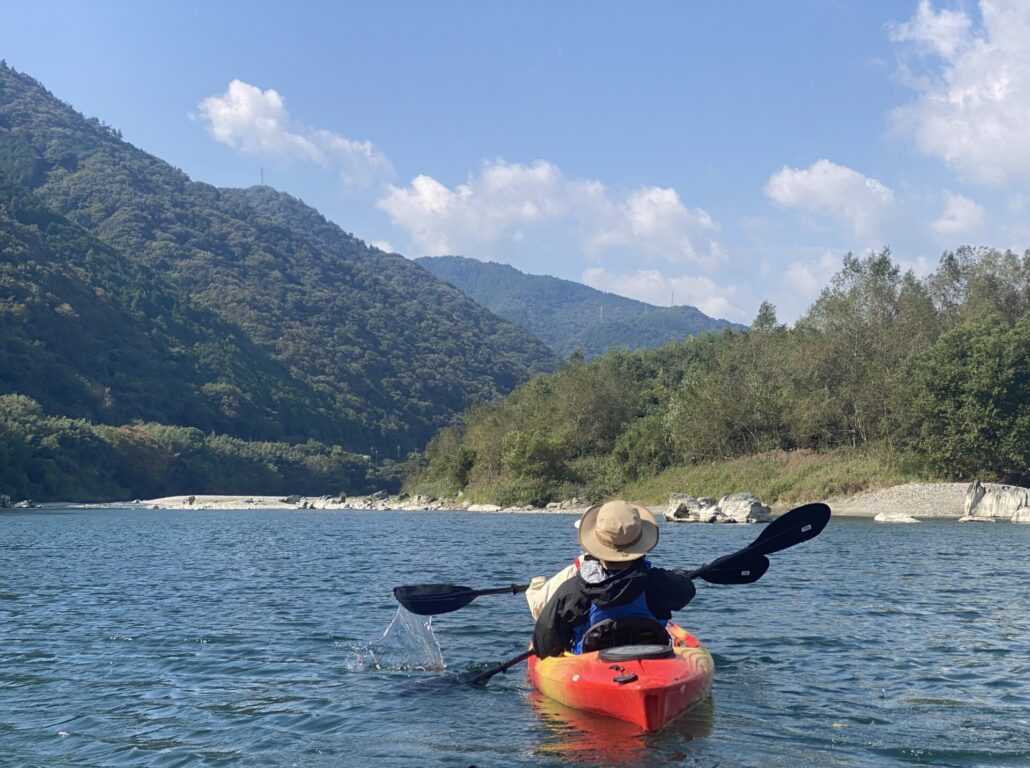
top-left (528, 624), bottom-right (714, 731)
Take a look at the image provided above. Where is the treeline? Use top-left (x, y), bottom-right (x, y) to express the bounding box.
top-left (0, 395), bottom-right (392, 502)
top-left (409, 248), bottom-right (1030, 505)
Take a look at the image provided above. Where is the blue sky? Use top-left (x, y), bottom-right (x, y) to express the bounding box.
top-left (3, 1), bottom-right (1026, 321)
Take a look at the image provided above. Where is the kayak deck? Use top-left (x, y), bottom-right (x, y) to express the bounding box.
top-left (527, 623), bottom-right (714, 731)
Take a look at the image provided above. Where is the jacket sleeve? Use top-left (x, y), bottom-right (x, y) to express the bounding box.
top-left (531, 578), bottom-right (590, 658)
top-left (525, 562), bottom-right (579, 620)
top-left (644, 567), bottom-right (697, 619)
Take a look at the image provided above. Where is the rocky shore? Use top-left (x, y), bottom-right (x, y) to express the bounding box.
top-left (134, 480), bottom-right (1030, 522)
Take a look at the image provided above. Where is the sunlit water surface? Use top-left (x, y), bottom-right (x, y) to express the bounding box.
top-left (1, 508), bottom-right (1027, 767)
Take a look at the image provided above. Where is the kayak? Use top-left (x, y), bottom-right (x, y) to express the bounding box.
top-left (527, 623), bottom-right (714, 731)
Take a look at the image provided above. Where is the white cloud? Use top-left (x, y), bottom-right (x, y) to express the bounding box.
top-left (378, 159), bottom-right (723, 265)
top-left (889, 0), bottom-right (972, 59)
top-left (370, 240), bottom-right (395, 253)
top-left (581, 267), bottom-right (744, 320)
top-left (932, 191), bottom-right (985, 234)
top-left (783, 251), bottom-right (840, 299)
top-left (764, 159), bottom-right (895, 240)
top-left (585, 187), bottom-right (721, 266)
top-left (889, 0), bottom-right (1030, 185)
top-left (199, 80), bottom-right (392, 187)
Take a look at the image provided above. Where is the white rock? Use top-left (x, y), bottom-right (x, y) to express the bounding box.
top-left (664, 494), bottom-right (718, 522)
top-left (717, 492), bottom-right (773, 523)
top-left (874, 511), bottom-right (920, 524)
top-left (1012, 506), bottom-right (1030, 524)
top-left (467, 504), bottom-right (502, 513)
top-left (964, 480), bottom-right (1030, 519)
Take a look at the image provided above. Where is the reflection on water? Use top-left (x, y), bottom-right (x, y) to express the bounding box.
top-left (530, 689), bottom-right (715, 765)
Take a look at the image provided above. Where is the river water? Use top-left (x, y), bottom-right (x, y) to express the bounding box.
top-left (1, 507), bottom-right (1027, 767)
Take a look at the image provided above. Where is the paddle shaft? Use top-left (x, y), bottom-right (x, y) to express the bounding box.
top-left (474, 584), bottom-right (530, 598)
top-left (466, 649), bottom-right (536, 686)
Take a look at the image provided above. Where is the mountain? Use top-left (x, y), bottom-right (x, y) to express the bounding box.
top-left (416, 256), bottom-right (743, 358)
top-left (0, 63), bottom-right (560, 454)
top-left (0, 176), bottom-right (340, 440)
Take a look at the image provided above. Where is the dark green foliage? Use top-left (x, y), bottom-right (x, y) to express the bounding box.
top-left (0, 62), bottom-right (559, 461)
top-left (417, 255), bottom-right (743, 358)
top-left (0, 176), bottom-right (340, 439)
top-left (410, 249), bottom-right (1030, 503)
top-left (905, 318), bottom-right (1030, 483)
top-left (0, 394), bottom-right (379, 502)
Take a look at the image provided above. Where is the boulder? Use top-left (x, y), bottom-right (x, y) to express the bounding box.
top-left (664, 494), bottom-right (718, 522)
top-left (1012, 506), bottom-right (1030, 524)
top-left (665, 492), bottom-right (771, 523)
top-left (717, 493), bottom-right (773, 523)
top-left (874, 511), bottom-right (920, 524)
top-left (467, 503), bottom-right (502, 512)
top-left (964, 480), bottom-right (1030, 520)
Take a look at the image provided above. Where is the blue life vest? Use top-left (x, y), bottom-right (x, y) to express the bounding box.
top-left (571, 561), bottom-right (660, 653)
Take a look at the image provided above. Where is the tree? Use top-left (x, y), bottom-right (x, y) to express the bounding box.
top-left (906, 318), bottom-right (1030, 484)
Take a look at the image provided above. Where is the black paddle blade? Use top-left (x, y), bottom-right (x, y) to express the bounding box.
top-left (750, 503), bottom-right (831, 557)
top-left (697, 554), bottom-right (770, 584)
top-left (393, 584), bottom-right (476, 615)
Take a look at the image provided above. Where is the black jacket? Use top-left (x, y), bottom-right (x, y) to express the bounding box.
top-left (532, 557), bottom-right (696, 658)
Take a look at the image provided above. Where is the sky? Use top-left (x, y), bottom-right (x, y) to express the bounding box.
top-left (3, 1), bottom-right (1028, 322)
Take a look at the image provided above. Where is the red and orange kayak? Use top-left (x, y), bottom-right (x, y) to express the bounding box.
top-left (527, 623), bottom-right (714, 731)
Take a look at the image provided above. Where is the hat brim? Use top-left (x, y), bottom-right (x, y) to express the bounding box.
top-left (578, 502), bottom-right (660, 563)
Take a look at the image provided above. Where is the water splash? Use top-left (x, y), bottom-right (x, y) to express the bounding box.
top-left (344, 608), bottom-right (445, 672)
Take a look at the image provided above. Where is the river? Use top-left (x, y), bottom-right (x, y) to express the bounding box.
top-left (1, 507), bottom-right (1027, 767)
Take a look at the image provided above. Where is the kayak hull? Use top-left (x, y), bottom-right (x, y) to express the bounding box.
top-left (527, 623), bottom-right (714, 731)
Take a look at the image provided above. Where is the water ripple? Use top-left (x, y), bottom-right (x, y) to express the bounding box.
top-left (0, 509), bottom-right (1026, 766)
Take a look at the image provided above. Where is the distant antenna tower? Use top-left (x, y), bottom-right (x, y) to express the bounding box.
top-left (671, 291), bottom-right (674, 307)
top-left (260, 166), bottom-right (264, 186)
top-left (599, 305), bottom-right (604, 322)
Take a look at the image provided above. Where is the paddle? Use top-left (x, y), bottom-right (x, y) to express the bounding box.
top-left (437, 502), bottom-right (831, 686)
top-left (394, 503), bottom-right (829, 616)
top-left (393, 583), bottom-right (528, 616)
top-left (686, 502), bottom-right (830, 581)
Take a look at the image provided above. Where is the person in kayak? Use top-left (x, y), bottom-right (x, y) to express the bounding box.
top-left (532, 499), bottom-right (696, 658)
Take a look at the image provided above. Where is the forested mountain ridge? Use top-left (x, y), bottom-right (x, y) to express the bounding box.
top-left (0, 62), bottom-right (559, 454)
top-left (0, 176), bottom-right (342, 439)
top-left (417, 255), bottom-right (742, 358)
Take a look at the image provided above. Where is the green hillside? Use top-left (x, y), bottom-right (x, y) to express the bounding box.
top-left (417, 255), bottom-right (742, 358)
top-left (0, 177), bottom-right (339, 440)
top-left (0, 63), bottom-right (559, 455)
top-left (409, 249), bottom-right (1030, 505)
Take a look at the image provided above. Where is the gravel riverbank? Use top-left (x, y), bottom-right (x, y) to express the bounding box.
top-left (134, 482), bottom-right (972, 519)
top-left (823, 482), bottom-right (968, 518)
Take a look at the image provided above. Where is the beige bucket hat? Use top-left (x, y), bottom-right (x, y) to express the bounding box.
top-left (578, 500), bottom-right (659, 563)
